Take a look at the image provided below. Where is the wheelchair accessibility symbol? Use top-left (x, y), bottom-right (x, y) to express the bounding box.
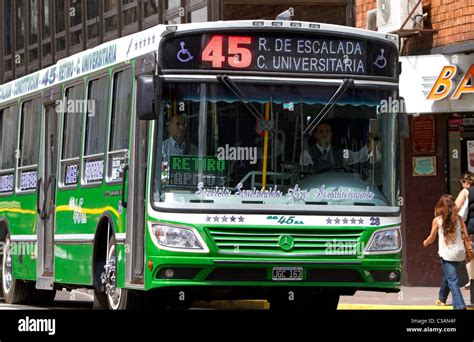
top-left (373, 48), bottom-right (387, 69)
top-left (177, 41), bottom-right (194, 63)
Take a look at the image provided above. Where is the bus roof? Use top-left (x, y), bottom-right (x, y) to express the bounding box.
top-left (0, 20), bottom-right (398, 106)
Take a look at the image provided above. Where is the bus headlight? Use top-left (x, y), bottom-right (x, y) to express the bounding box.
top-left (148, 223), bottom-right (209, 253)
top-left (365, 228), bottom-right (401, 254)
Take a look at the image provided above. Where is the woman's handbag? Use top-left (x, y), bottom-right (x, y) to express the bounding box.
top-left (461, 219), bottom-right (472, 263)
top-left (462, 231), bottom-right (472, 264)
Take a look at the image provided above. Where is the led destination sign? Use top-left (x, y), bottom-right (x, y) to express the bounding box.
top-left (161, 32), bottom-right (397, 78)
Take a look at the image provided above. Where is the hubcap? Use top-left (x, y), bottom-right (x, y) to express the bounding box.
top-left (101, 243), bottom-right (122, 310)
top-left (2, 239), bottom-right (13, 294)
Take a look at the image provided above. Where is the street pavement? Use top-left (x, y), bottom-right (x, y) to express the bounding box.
top-left (338, 286), bottom-right (473, 310)
top-left (194, 286), bottom-right (474, 310)
top-left (1, 287), bottom-right (472, 310)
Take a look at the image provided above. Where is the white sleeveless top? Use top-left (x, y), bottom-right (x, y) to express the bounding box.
top-left (436, 216), bottom-right (466, 262)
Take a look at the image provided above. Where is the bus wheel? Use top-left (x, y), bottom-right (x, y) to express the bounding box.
top-left (100, 236), bottom-right (141, 310)
top-left (1, 236), bottom-right (29, 304)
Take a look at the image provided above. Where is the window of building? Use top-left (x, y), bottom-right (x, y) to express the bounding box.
top-left (15, 0), bottom-right (26, 75)
top-left (70, 0), bottom-right (83, 50)
top-left (16, 0), bottom-right (25, 49)
top-left (122, 0), bottom-right (138, 27)
top-left (189, 5), bottom-right (207, 23)
top-left (104, 0), bottom-right (118, 37)
top-left (4, 0), bottom-right (13, 75)
top-left (55, 0), bottom-right (66, 54)
top-left (144, 0), bottom-right (159, 18)
top-left (86, 0), bottom-right (100, 41)
top-left (164, 0), bottom-right (184, 24)
top-left (166, 0), bottom-right (182, 10)
top-left (108, 68), bottom-right (132, 181)
top-left (28, 0), bottom-right (39, 67)
top-left (42, 0), bottom-right (53, 59)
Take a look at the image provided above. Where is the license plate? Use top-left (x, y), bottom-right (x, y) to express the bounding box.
top-left (272, 267), bottom-right (303, 281)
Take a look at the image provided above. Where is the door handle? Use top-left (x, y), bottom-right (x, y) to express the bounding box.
top-left (43, 175), bottom-right (56, 219)
top-left (36, 177), bottom-right (43, 217)
top-left (121, 165), bottom-right (129, 209)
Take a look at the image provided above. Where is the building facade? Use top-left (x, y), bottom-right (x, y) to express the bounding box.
top-left (356, 0), bottom-right (474, 286)
top-left (0, 0), bottom-right (354, 83)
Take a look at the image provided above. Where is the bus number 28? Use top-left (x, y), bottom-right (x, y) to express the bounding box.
top-left (201, 35), bottom-right (253, 69)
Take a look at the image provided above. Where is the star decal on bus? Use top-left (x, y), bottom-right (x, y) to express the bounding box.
top-left (204, 215), bottom-right (245, 223)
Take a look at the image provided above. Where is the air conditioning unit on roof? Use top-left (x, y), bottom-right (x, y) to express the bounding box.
top-left (376, 0), bottom-right (424, 33)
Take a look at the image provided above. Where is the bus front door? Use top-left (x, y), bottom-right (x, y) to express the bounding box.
top-left (36, 104), bottom-right (58, 290)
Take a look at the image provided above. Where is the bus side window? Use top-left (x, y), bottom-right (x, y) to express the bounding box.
top-left (17, 98), bottom-right (41, 192)
top-left (107, 68), bottom-right (133, 183)
top-left (83, 75), bottom-right (110, 185)
top-left (60, 83), bottom-right (83, 187)
top-left (0, 105), bottom-right (18, 194)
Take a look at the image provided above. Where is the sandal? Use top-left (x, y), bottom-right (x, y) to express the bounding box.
top-left (435, 299), bottom-right (447, 306)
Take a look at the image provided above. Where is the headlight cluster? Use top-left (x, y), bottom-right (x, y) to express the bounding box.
top-left (149, 223), bottom-right (209, 253)
top-left (366, 228), bottom-right (401, 254)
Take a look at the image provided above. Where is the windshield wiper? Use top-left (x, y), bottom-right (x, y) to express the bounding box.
top-left (217, 75), bottom-right (274, 133)
top-left (303, 78), bottom-right (354, 136)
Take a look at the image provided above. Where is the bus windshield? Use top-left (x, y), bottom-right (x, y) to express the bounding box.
top-left (153, 81), bottom-right (399, 208)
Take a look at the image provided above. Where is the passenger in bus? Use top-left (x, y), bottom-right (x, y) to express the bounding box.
top-left (300, 121), bottom-right (374, 174)
top-left (162, 114), bottom-right (197, 164)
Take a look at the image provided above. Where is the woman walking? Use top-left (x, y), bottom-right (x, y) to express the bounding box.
top-left (455, 172), bottom-right (473, 289)
top-left (423, 194), bottom-right (468, 310)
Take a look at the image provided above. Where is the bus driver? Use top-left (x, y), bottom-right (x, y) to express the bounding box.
top-left (162, 114), bottom-right (197, 164)
top-left (300, 121), bottom-right (374, 173)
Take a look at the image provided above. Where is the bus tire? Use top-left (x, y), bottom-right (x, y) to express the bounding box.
top-left (100, 235), bottom-right (142, 310)
top-left (1, 236), bottom-right (30, 304)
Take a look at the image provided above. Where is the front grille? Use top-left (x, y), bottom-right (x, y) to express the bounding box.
top-left (307, 269), bottom-right (363, 282)
top-left (206, 227), bottom-right (364, 256)
top-left (206, 268), bottom-right (268, 281)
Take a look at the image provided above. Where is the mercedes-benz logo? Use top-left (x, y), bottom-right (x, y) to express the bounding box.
top-left (278, 235), bottom-right (295, 251)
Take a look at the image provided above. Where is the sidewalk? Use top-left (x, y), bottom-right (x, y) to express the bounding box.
top-left (338, 286), bottom-right (473, 310)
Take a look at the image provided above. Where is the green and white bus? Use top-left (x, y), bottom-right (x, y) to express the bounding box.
top-left (0, 20), bottom-right (405, 310)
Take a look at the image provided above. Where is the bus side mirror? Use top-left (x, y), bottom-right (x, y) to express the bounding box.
top-left (137, 75), bottom-right (158, 120)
